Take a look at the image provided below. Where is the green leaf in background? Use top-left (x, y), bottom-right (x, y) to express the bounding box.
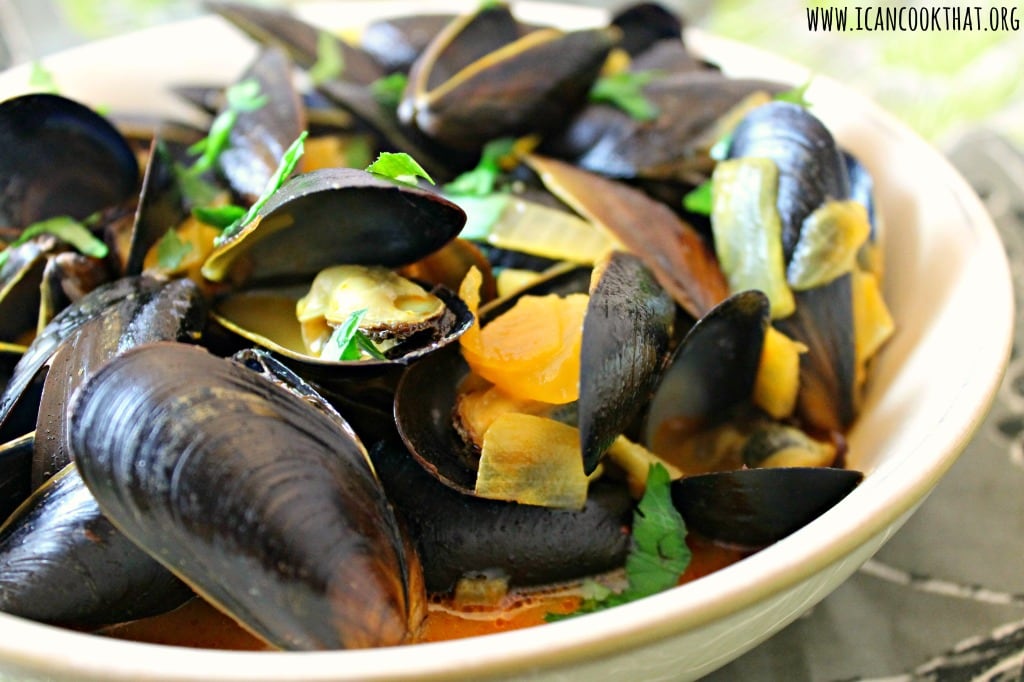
top-left (0, 216), bottom-right (108, 269)
top-left (589, 71), bottom-right (661, 121)
top-left (444, 137), bottom-right (516, 196)
top-left (309, 30), bottom-right (345, 86)
top-left (154, 227), bottom-right (193, 271)
top-left (225, 77), bottom-right (268, 112)
top-left (683, 181), bottom-right (713, 215)
top-left (28, 61), bottom-right (59, 93)
top-left (774, 79), bottom-right (813, 108)
top-left (365, 152), bottom-right (434, 186)
top-left (370, 73), bottom-right (408, 110)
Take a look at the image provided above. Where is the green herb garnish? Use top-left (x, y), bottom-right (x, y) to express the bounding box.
top-left (320, 308), bottom-right (387, 361)
top-left (365, 152), bottom-right (434, 186)
top-left (186, 78), bottom-right (267, 177)
top-left (309, 30), bottom-right (345, 86)
top-left (547, 463), bottom-right (689, 620)
top-left (444, 137), bottom-right (516, 196)
top-left (29, 61), bottom-right (59, 94)
top-left (214, 130), bottom-right (309, 245)
top-left (774, 79), bottom-right (813, 108)
top-left (588, 70), bottom-right (661, 121)
top-left (154, 227), bottom-right (193, 271)
top-left (370, 73), bottom-right (408, 110)
top-left (192, 204), bottom-right (246, 230)
top-left (0, 216), bottom-right (108, 269)
top-left (682, 181), bottom-right (713, 215)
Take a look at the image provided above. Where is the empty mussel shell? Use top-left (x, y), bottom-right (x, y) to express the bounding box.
top-left (671, 466), bottom-right (863, 547)
top-left (0, 94), bottom-right (139, 228)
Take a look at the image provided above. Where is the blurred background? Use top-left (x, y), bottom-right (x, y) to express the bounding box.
top-left (0, 0), bottom-right (1022, 145)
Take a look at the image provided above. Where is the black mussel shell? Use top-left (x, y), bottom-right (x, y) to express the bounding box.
top-left (671, 466), bottom-right (863, 547)
top-left (371, 424), bottom-right (632, 593)
top-left (0, 94), bottom-right (138, 228)
top-left (201, 167), bottom-right (467, 286)
top-left (360, 14), bottom-right (456, 73)
top-left (0, 462), bottom-right (192, 629)
top-left (643, 290), bottom-right (770, 448)
top-left (579, 252), bottom-right (674, 473)
top-left (68, 342), bottom-right (424, 650)
top-left (727, 101), bottom-right (851, 263)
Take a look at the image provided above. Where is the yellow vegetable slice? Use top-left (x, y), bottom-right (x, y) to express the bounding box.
top-left (852, 267), bottom-right (895, 394)
top-left (475, 413), bottom-right (588, 510)
top-left (752, 326), bottom-right (806, 419)
top-left (786, 199), bottom-right (871, 291)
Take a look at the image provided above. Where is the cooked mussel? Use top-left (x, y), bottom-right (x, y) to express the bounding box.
top-left (400, 3), bottom-right (619, 150)
top-left (0, 462), bottom-right (192, 629)
top-left (671, 466), bottom-right (862, 547)
top-left (67, 342), bottom-right (425, 650)
top-left (203, 167), bottom-right (472, 369)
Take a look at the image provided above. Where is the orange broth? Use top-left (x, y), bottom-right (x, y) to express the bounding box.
top-left (98, 535), bottom-right (746, 650)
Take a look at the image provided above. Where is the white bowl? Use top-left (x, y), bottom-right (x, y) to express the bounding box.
top-left (0, 2), bottom-right (1012, 680)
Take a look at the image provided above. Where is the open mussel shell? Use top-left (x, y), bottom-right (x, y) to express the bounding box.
top-left (775, 272), bottom-right (857, 434)
top-left (526, 154), bottom-right (728, 318)
top-left (0, 462), bottom-right (192, 629)
top-left (643, 290), bottom-right (770, 449)
top-left (394, 264), bottom-right (591, 493)
top-left (727, 101), bottom-right (851, 263)
top-left (671, 466), bottom-right (863, 547)
top-left (0, 240), bottom-right (48, 344)
top-left (579, 251), bottom-right (674, 473)
top-left (401, 3), bottom-right (619, 150)
top-left (201, 167), bottom-right (467, 285)
top-left (67, 342), bottom-right (424, 650)
top-left (360, 13), bottom-right (456, 73)
top-left (0, 94), bottom-right (139, 228)
top-left (124, 138), bottom-right (187, 276)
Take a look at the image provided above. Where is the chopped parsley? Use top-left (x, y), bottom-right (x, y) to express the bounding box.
top-left (320, 309), bottom-right (387, 361)
top-left (774, 79), bottom-right (813, 108)
top-left (365, 152), bottom-right (434, 186)
top-left (214, 130), bottom-right (308, 245)
top-left (309, 30), bottom-right (345, 86)
top-left (444, 137), bottom-right (516, 196)
top-left (29, 61), bottom-right (59, 94)
top-left (154, 227), bottom-right (193, 271)
top-left (588, 70), bottom-right (661, 121)
top-left (682, 180), bottom-right (713, 215)
top-left (370, 72), bottom-right (408, 110)
top-left (0, 216), bottom-right (108, 269)
top-left (186, 78), bottom-right (267, 177)
top-left (192, 204), bottom-right (247, 230)
top-left (547, 463), bottom-right (690, 620)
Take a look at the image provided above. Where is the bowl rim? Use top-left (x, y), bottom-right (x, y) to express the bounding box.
top-left (0, 1), bottom-right (1013, 680)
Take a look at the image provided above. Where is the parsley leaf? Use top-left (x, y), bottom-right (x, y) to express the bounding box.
top-left (29, 61), bottom-right (59, 94)
top-left (588, 71), bottom-right (661, 121)
top-left (444, 137), bottom-right (516, 196)
top-left (186, 78), bottom-right (267, 177)
top-left (546, 463), bottom-right (689, 621)
top-left (682, 181), bottom-right (713, 215)
top-left (215, 130), bottom-right (308, 245)
top-left (365, 152), bottom-right (434, 186)
top-left (0, 216), bottom-right (108, 269)
top-left (774, 79), bottom-right (813, 108)
top-left (370, 73), bottom-right (408, 110)
top-left (192, 204), bottom-right (246, 230)
top-left (319, 308), bottom-right (387, 361)
top-left (309, 31), bottom-right (345, 86)
top-left (154, 227), bottom-right (193, 271)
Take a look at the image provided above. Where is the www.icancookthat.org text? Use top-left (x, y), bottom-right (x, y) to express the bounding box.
top-left (806, 5), bottom-right (1020, 31)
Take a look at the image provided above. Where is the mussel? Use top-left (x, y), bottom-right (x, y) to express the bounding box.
top-left (67, 342), bottom-right (425, 650)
